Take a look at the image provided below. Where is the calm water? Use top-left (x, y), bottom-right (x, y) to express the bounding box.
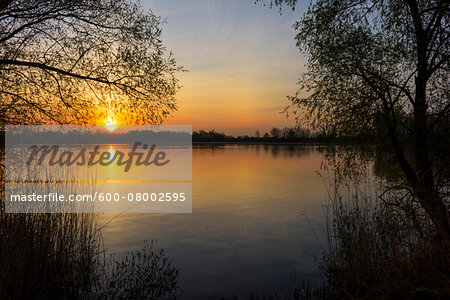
top-left (98, 144), bottom-right (329, 299)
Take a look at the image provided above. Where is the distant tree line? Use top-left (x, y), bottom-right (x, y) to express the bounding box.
top-left (192, 127), bottom-right (352, 143)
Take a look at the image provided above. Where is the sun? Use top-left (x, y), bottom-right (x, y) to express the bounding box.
top-left (105, 115), bottom-right (117, 132)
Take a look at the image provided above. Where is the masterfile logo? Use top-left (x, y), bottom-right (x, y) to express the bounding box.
top-left (26, 142), bottom-right (170, 172)
top-left (5, 125), bottom-right (192, 213)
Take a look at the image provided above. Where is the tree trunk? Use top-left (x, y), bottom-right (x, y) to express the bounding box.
top-left (405, 0), bottom-right (450, 244)
top-left (413, 76), bottom-right (450, 244)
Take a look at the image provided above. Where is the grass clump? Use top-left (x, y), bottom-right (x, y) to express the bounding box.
top-left (322, 178), bottom-right (450, 299)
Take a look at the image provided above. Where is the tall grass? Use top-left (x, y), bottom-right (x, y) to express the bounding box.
top-left (0, 173), bottom-right (102, 298)
top-left (0, 166), bottom-right (179, 299)
top-left (0, 212), bottom-right (102, 299)
top-left (322, 176), bottom-right (450, 299)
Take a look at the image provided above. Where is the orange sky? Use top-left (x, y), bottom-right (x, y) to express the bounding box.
top-left (144, 0), bottom-right (307, 136)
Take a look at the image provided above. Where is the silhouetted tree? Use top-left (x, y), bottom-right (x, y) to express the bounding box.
top-left (260, 0), bottom-right (450, 243)
top-left (286, 127), bottom-right (296, 140)
top-left (0, 0), bottom-right (181, 125)
top-left (270, 127), bottom-right (281, 138)
top-left (192, 130), bottom-right (233, 142)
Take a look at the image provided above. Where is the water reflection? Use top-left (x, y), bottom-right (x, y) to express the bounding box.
top-left (99, 145), bottom-right (328, 299)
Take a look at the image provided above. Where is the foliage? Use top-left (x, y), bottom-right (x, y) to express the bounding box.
top-left (261, 0), bottom-right (450, 244)
top-left (282, 1), bottom-right (448, 135)
top-left (254, 0), bottom-right (298, 12)
top-left (192, 127), bottom-right (316, 142)
top-left (99, 240), bottom-right (179, 300)
top-left (0, 0), bottom-right (182, 125)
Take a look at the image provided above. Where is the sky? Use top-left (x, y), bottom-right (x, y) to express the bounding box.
top-left (142, 0), bottom-right (307, 136)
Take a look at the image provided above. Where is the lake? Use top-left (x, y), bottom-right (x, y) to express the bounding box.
top-left (98, 144), bottom-right (330, 299)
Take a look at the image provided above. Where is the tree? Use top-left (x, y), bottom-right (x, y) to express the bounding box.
top-left (270, 127), bottom-right (281, 138)
top-left (261, 1), bottom-right (450, 243)
top-left (0, 0), bottom-right (181, 125)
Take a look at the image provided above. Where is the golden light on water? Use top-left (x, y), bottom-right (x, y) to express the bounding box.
top-left (108, 145), bottom-right (114, 157)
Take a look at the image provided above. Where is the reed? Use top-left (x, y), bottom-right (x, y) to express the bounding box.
top-left (0, 167), bottom-right (102, 299)
top-left (0, 167), bottom-right (179, 299)
top-left (321, 177), bottom-right (450, 299)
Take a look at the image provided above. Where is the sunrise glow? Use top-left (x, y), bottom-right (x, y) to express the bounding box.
top-left (105, 115), bottom-right (117, 132)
